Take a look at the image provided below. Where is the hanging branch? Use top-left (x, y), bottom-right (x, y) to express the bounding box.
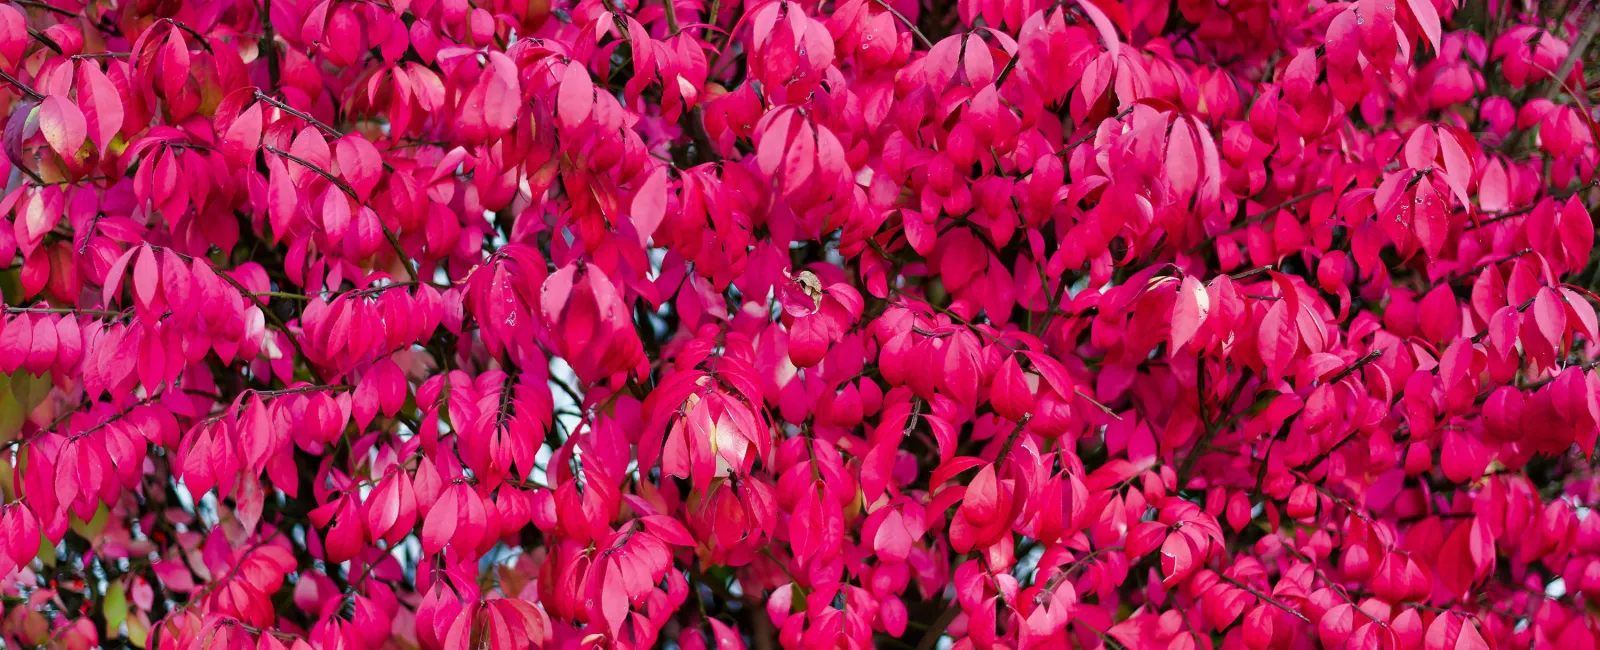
top-left (263, 145), bottom-right (420, 284)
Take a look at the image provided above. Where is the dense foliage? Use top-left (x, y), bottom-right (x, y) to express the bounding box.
top-left (0, 0), bottom-right (1598, 648)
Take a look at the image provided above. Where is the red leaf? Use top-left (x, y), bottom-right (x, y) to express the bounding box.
top-left (157, 28), bottom-right (191, 98)
top-left (963, 464), bottom-right (1000, 525)
top-left (1319, 603), bottom-right (1355, 649)
top-left (75, 64), bottom-right (123, 152)
top-left (222, 100), bottom-right (263, 170)
top-left (991, 355), bottom-right (1035, 421)
top-left (1257, 300), bottom-right (1299, 380)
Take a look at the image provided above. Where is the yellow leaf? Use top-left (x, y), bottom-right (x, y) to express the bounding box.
top-left (128, 613), bottom-right (150, 648)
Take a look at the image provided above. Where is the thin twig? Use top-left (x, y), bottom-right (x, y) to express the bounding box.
top-left (251, 384), bottom-right (350, 398)
top-left (156, 245), bottom-right (310, 363)
top-left (251, 290), bottom-right (312, 301)
top-left (1326, 349), bottom-right (1384, 385)
top-left (1056, 107), bottom-right (1137, 158)
top-left (1460, 186), bottom-right (1586, 230)
top-left (254, 91), bottom-right (395, 172)
top-left (1189, 188), bottom-right (1332, 254)
top-left (71, 52), bottom-right (130, 59)
top-left (993, 414), bottom-right (1032, 462)
top-left (1179, 367), bottom-right (1255, 487)
top-left (344, 280), bottom-right (423, 298)
top-left (29, 28), bottom-right (62, 54)
top-left (1435, 248), bottom-right (1533, 288)
top-left (264, 145), bottom-right (418, 283)
top-left (1541, 7), bottom-right (1600, 105)
top-left (5, 306), bottom-right (123, 317)
top-left (12, 0), bottom-right (76, 17)
top-left (1219, 575), bottom-right (1310, 622)
top-left (167, 19), bottom-right (215, 53)
top-left (1073, 388), bottom-right (1122, 419)
top-left (1229, 265), bottom-right (1274, 281)
top-left (0, 69), bottom-right (43, 100)
top-left (873, 0), bottom-right (933, 49)
top-left (254, 90), bottom-right (343, 139)
top-left (1015, 106), bottom-right (1136, 181)
top-left (914, 604), bottom-right (961, 650)
top-left (993, 53), bottom-right (1020, 88)
top-left (260, 0), bottom-right (281, 90)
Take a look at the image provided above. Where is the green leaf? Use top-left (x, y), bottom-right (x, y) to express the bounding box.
top-left (0, 388), bottom-right (22, 446)
top-left (70, 503), bottom-right (109, 540)
top-left (35, 531), bottom-right (54, 568)
top-left (104, 581), bottom-right (127, 635)
top-left (8, 370), bottom-right (51, 414)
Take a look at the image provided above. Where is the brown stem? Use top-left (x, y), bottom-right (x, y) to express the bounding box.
top-left (1179, 367), bottom-right (1254, 488)
top-left (1228, 265), bottom-right (1274, 281)
top-left (1541, 7), bottom-right (1600, 105)
top-left (345, 280), bottom-right (423, 298)
top-left (1219, 575), bottom-right (1310, 622)
top-left (873, 0), bottom-right (934, 49)
top-left (993, 414), bottom-right (1032, 463)
top-left (0, 68), bottom-right (43, 100)
top-left (913, 604), bottom-right (960, 650)
top-left (264, 145), bottom-right (419, 284)
top-left (1439, 248), bottom-right (1533, 286)
top-left (254, 91), bottom-right (395, 172)
top-left (993, 52), bottom-right (1020, 88)
top-left (255, 90), bottom-right (343, 139)
top-left (5, 306), bottom-right (123, 317)
top-left (1055, 106), bottom-right (1137, 158)
top-left (251, 384), bottom-right (350, 398)
top-left (1461, 185), bottom-right (1587, 230)
top-left (1188, 187), bottom-right (1332, 254)
top-left (1326, 349), bottom-right (1384, 385)
top-left (1470, 294), bottom-right (1538, 343)
top-left (157, 245), bottom-right (311, 363)
top-left (1033, 270), bottom-right (1073, 336)
top-left (260, 0), bottom-right (281, 91)
top-left (1296, 427), bottom-right (1358, 473)
top-left (29, 28), bottom-right (62, 54)
top-left (167, 19), bottom-right (215, 53)
top-left (12, 0), bottom-right (76, 17)
top-left (1073, 388), bottom-right (1121, 419)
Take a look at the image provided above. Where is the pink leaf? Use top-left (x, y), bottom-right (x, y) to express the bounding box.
top-left (557, 61), bottom-right (594, 129)
top-left (1170, 275), bottom-right (1210, 355)
top-left (631, 165), bottom-right (670, 245)
top-left (38, 95), bottom-right (86, 157)
top-left (1406, 0), bottom-right (1441, 52)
